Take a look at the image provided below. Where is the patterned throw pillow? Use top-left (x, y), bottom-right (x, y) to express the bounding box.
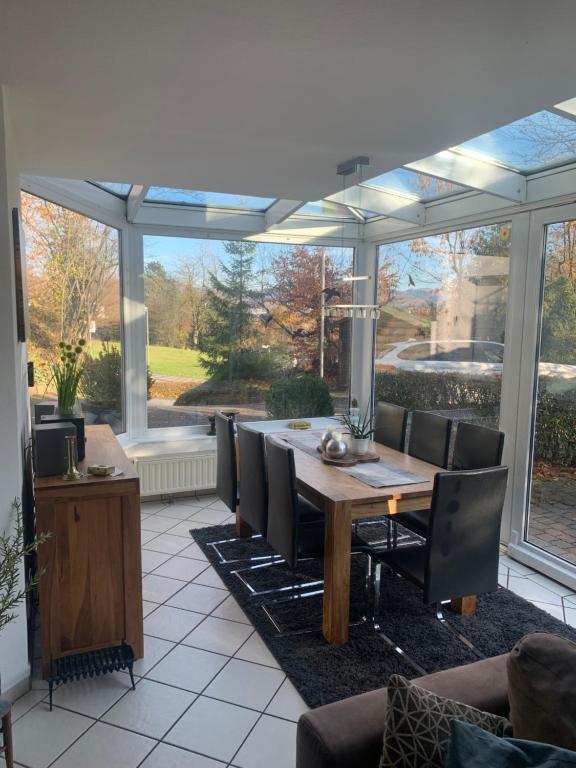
top-left (380, 675), bottom-right (512, 768)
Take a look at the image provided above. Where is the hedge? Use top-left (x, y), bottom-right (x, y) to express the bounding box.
top-left (374, 370), bottom-right (576, 466)
top-left (265, 375), bottom-right (334, 419)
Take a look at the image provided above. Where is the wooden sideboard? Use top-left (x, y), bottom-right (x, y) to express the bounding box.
top-left (34, 425), bottom-right (143, 678)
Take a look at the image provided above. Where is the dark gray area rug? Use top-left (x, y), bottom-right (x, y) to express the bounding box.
top-left (191, 523), bottom-right (576, 709)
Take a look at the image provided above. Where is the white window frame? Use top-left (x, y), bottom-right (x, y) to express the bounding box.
top-left (506, 202), bottom-right (576, 591)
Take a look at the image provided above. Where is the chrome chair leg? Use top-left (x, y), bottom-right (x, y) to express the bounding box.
top-left (370, 561), bottom-right (427, 676)
top-left (260, 551), bottom-right (372, 635)
top-left (232, 557), bottom-right (323, 598)
top-left (207, 534), bottom-right (281, 566)
top-left (434, 604), bottom-right (484, 660)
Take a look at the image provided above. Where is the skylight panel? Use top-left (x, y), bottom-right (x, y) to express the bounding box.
top-left (454, 110), bottom-right (576, 174)
top-left (361, 168), bottom-right (467, 202)
top-left (299, 200), bottom-right (355, 219)
top-left (90, 181), bottom-right (132, 198)
top-left (145, 187), bottom-right (276, 211)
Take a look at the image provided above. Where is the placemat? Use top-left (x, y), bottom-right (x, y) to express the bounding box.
top-left (282, 431), bottom-right (427, 488)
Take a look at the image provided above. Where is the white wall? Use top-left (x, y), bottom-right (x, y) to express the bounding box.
top-left (0, 86), bottom-right (32, 695)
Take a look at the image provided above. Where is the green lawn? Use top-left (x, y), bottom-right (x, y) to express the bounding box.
top-left (147, 345), bottom-right (207, 379)
top-left (89, 340), bottom-right (207, 379)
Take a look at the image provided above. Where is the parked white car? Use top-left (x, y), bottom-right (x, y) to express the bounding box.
top-left (374, 339), bottom-right (576, 380)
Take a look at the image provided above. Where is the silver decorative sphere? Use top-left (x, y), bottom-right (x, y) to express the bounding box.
top-left (321, 430), bottom-right (335, 450)
top-left (325, 438), bottom-right (348, 459)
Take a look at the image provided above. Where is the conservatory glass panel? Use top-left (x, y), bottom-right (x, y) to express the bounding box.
top-left (375, 222), bottom-right (510, 432)
top-left (144, 187), bottom-right (276, 210)
top-left (22, 192), bottom-right (125, 433)
top-left (525, 220), bottom-right (576, 565)
top-left (363, 168), bottom-right (468, 201)
top-left (143, 236), bottom-right (353, 428)
top-left (455, 110), bottom-right (576, 173)
top-left (299, 200), bottom-right (355, 219)
top-left (90, 181), bottom-right (132, 198)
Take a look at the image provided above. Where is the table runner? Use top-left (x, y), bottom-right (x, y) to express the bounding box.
top-left (281, 431), bottom-right (427, 488)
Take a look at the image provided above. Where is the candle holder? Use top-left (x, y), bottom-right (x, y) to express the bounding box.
top-left (62, 435), bottom-right (81, 481)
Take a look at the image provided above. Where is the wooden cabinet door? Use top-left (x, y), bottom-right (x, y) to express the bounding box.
top-left (38, 496), bottom-right (127, 660)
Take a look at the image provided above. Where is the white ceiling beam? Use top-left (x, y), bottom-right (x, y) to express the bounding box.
top-left (127, 184), bottom-right (149, 222)
top-left (329, 186), bottom-right (425, 224)
top-left (552, 98), bottom-right (576, 120)
top-left (264, 199), bottom-right (304, 229)
top-left (407, 151), bottom-right (526, 202)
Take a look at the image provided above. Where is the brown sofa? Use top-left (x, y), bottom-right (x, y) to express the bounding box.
top-left (296, 653), bottom-right (510, 768)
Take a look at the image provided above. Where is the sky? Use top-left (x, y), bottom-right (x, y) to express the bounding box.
top-left (143, 235), bottom-right (353, 275)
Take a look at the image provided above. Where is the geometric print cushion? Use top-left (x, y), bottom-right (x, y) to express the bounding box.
top-left (380, 675), bottom-right (512, 768)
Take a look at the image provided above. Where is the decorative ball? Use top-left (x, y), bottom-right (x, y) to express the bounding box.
top-left (321, 430), bottom-right (335, 449)
top-left (325, 438), bottom-right (348, 459)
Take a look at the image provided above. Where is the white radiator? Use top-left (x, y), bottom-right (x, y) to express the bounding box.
top-left (134, 451), bottom-right (217, 497)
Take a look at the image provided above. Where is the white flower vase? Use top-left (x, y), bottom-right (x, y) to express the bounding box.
top-left (350, 437), bottom-right (370, 455)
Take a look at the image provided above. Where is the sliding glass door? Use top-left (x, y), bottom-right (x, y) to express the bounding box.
top-left (524, 219), bottom-right (576, 564)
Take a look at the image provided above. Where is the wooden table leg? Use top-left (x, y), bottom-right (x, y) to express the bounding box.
top-left (450, 595), bottom-right (477, 615)
top-left (235, 505), bottom-right (252, 539)
top-left (322, 500), bottom-right (352, 645)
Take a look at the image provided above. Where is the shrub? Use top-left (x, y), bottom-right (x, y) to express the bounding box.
top-left (82, 342), bottom-right (153, 412)
top-left (175, 379), bottom-right (267, 406)
top-left (375, 369), bottom-right (576, 466)
top-left (265, 375), bottom-right (334, 419)
top-left (534, 384), bottom-right (576, 466)
top-left (374, 369), bottom-right (500, 415)
top-left (210, 348), bottom-right (285, 382)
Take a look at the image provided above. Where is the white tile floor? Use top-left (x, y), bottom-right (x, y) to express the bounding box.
top-left (9, 494), bottom-right (576, 768)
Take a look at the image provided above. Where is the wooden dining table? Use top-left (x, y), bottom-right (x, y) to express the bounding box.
top-left (236, 421), bottom-right (472, 646)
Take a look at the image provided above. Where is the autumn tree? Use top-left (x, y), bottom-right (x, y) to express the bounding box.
top-left (265, 246), bottom-right (351, 381)
top-left (22, 193), bottom-right (120, 348)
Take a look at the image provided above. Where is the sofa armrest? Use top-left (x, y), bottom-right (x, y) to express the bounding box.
top-left (296, 653), bottom-right (510, 768)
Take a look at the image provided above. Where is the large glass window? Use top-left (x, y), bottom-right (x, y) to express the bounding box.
top-left (143, 236), bottom-right (353, 428)
top-left (526, 220), bottom-right (576, 564)
top-left (22, 192), bottom-right (124, 433)
top-left (375, 223), bottom-right (511, 430)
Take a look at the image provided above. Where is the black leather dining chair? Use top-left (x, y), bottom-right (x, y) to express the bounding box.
top-left (373, 402), bottom-right (408, 452)
top-left (209, 422), bottom-right (271, 565)
top-left (235, 436), bottom-right (370, 630)
top-left (265, 436), bottom-right (325, 570)
top-left (237, 423), bottom-right (268, 538)
top-left (355, 401), bottom-right (409, 546)
top-left (232, 435), bottom-right (325, 606)
top-left (215, 411), bottom-right (238, 514)
top-left (383, 410), bottom-right (453, 542)
top-left (452, 421), bottom-right (505, 471)
top-left (397, 420), bottom-right (505, 538)
top-left (370, 466), bottom-right (508, 645)
top-left (407, 410), bottom-right (452, 468)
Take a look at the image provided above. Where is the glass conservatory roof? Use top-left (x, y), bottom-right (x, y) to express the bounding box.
top-left (453, 110), bottom-right (576, 174)
top-left (144, 186), bottom-right (276, 210)
top-left (299, 200), bottom-right (356, 219)
top-left (82, 97), bottom-right (576, 235)
top-left (90, 181), bottom-right (132, 198)
top-left (362, 168), bottom-right (469, 202)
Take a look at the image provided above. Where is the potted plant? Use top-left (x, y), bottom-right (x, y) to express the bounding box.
top-left (50, 339), bottom-right (86, 416)
top-left (339, 409), bottom-right (374, 455)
